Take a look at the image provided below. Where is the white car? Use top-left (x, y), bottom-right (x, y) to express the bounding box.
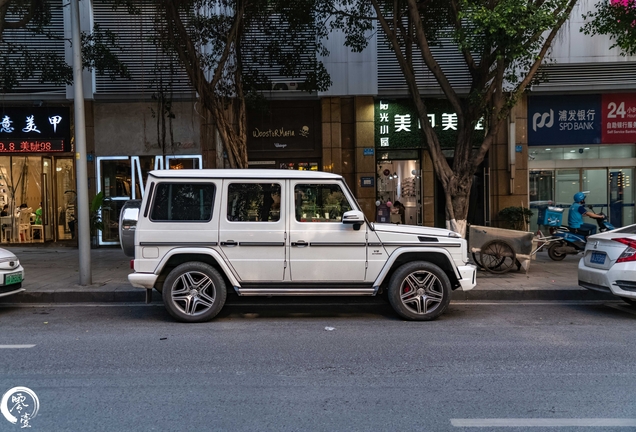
top-left (0, 248), bottom-right (25, 299)
top-left (121, 169), bottom-right (476, 322)
top-left (578, 224), bottom-right (636, 306)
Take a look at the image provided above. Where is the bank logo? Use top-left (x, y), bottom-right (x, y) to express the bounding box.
top-left (532, 109), bottom-right (554, 131)
top-left (1, 387), bottom-right (39, 428)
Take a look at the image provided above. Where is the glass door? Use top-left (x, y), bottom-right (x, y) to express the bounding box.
top-left (609, 168), bottom-right (634, 227)
top-left (55, 158), bottom-right (76, 240)
top-left (582, 169), bottom-right (608, 215)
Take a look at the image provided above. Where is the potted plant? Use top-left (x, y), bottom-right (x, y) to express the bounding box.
top-left (498, 206), bottom-right (533, 231)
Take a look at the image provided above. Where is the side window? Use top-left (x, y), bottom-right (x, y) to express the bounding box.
top-left (295, 184), bottom-right (352, 222)
top-left (227, 183), bottom-right (281, 222)
top-left (150, 183), bottom-right (215, 222)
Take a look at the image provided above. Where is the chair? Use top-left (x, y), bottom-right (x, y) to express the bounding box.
top-left (18, 209), bottom-right (32, 243)
top-left (31, 224), bottom-right (44, 243)
top-left (1, 216), bottom-right (12, 243)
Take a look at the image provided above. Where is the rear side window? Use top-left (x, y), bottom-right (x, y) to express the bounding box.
top-left (150, 183), bottom-right (215, 222)
top-left (227, 183), bottom-right (281, 222)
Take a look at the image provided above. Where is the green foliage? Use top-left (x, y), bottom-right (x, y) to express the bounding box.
top-left (582, 0), bottom-right (636, 56)
top-left (89, 191), bottom-right (111, 236)
top-left (0, 0), bottom-right (129, 92)
top-left (156, 0), bottom-right (334, 98)
top-left (498, 206), bottom-right (533, 231)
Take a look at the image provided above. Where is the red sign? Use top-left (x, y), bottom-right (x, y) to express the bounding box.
top-left (602, 94), bottom-right (636, 144)
top-left (0, 139), bottom-right (66, 153)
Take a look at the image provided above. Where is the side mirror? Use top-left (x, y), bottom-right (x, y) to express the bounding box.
top-left (343, 210), bottom-right (365, 230)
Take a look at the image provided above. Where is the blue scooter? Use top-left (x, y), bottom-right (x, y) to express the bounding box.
top-left (547, 207), bottom-right (615, 261)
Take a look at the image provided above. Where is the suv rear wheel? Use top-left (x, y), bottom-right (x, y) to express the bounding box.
top-left (162, 262), bottom-right (227, 323)
top-left (388, 261), bottom-right (451, 321)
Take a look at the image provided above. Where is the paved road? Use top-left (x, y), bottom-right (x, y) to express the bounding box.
top-left (1, 301), bottom-right (635, 431)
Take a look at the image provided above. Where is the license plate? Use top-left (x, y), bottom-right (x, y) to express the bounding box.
top-left (591, 252), bottom-right (606, 265)
top-left (4, 272), bottom-right (22, 285)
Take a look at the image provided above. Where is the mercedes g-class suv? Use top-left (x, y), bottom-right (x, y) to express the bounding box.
top-left (121, 169), bottom-right (476, 322)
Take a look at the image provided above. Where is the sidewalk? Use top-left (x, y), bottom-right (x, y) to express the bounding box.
top-left (0, 245), bottom-right (615, 304)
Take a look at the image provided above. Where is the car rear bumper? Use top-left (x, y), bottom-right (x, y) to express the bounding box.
top-left (578, 259), bottom-right (636, 299)
top-left (128, 273), bottom-right (158, 289)
top-left (457, 265), bottom-right (477, 291)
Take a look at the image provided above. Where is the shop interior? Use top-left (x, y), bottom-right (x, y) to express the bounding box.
top-left (376, 158), bottom-right (421, 225)
top-left (0, 156), bottom-right (75, 243)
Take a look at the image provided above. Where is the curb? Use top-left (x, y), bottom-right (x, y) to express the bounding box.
top-left (0, 287), bottom-right (617, 304)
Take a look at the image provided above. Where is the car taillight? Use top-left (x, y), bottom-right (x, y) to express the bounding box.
top-left (130, 259), bottom-right (135, 269)
top-left (612, 238), bottom-right (636, 263)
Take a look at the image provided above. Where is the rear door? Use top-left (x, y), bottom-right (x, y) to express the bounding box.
top-left (219, 180), bottom-right (286, 282)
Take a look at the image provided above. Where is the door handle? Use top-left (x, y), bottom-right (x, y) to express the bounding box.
top-left (292, 240), bottom-right (308, 247)
top-left (221, 240), bottom-right (238, 247)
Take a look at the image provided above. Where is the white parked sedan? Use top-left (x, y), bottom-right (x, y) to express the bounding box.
top-left (578, 224), bottom-right (636, 306)
top-left (0, 248), bottom-right (24, 299)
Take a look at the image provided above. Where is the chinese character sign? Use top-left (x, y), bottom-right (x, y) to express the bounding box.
top-left (374, 99), bottom-right (484, 150)
top-left (529, 94), bottom-right (636, 146)
top-left (528, 95), bottom-right (602, 145)
top-left (0, 107), bottom-right (71, 153)
top-left (602, 93), bottom-right (636, 144)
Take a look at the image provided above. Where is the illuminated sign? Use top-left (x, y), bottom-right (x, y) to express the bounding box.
top-left (0, 139), bottom-right (66, 153)
top-left (0, 107), bottom-right (71, 153)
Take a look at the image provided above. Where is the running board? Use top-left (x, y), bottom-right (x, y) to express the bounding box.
top-left (234, 287), bottom-right (378, 296)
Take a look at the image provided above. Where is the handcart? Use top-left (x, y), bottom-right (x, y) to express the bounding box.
top-left (469, 225), bottom-right (537, 274)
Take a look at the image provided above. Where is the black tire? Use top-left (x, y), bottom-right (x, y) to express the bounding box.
top-left (548, 242), bottom-right (567, 261)
top-left (621, 297), bottom-right (636, 307)
top-left (387, 261), bottom-right (451, 321)
top-left (162, 262), bottom-right (227, 323)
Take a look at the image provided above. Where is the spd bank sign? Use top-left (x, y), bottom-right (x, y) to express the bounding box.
top-left (528, 95), bottom-right (601, 145)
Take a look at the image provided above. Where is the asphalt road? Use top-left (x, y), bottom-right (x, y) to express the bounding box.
top-left (1, 300), bottom-right (636, 432)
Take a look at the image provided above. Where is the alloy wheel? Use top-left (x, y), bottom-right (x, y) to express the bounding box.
top-left (399, 270), bottom-right (444, 315)
top-left (170, 271), bottom-right (216, 316)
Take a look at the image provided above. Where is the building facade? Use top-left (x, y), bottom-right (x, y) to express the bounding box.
top-left (1, 0), bottom-right (635, 246)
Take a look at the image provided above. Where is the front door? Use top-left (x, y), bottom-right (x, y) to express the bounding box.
top-left (219, 180), bottom-right (286, 282)
top-left (288, 181), bottom-right (367, 282)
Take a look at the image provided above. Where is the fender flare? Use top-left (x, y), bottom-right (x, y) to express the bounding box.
top-left (154, 247), bottom-right (241, 287)
top-left (373, 247), bottom-right (460, 286)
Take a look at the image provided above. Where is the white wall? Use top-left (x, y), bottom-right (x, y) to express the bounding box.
top-left (549, 0), bottom-right (636, 63)
top-left (318, 25), bottom-right (378, 96)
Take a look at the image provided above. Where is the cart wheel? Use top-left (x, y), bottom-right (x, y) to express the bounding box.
top-left (479, 240), bottom-right (517, 274)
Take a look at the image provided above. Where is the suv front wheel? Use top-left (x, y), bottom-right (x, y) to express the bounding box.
top-left (388, 261), bottom-right (451, 321)
top-left (162, 262), bottom-right (227, 323)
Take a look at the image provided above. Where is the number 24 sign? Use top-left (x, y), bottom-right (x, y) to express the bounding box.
top-left (602, 94), bottom-right (636, 144)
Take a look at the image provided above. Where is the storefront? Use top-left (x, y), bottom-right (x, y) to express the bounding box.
top-left (0, 106), bottom-right (74, 243)
top-left (246, 100), bottom-right (322, 171)
top-left (96, 154), bottom-right (203, 246)
top-left (528, 93), bottom-right (636, 232)
top-left (373, 98), bottom-right (486, 226)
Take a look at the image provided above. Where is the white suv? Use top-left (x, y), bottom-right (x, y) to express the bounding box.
top-left (122, 169), bottom-right (476, 322)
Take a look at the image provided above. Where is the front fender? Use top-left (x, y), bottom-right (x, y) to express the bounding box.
top-left (373, 247), bottom-right (461, 286)
top-left (153, 247), bottom-right (241, 287)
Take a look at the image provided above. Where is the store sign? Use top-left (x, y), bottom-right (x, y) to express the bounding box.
top-left (0, 107), bottom-right (71, 152)
top-left (528, 94), bottom-right (636, 145)
top-left (602, 93), bottom-right (636, 144)
top-left (528, 95), bottom-right (602, 145)
top-left (374, 99), bottom-right (484, 150)
top-left (247, 102), bottom-right (320, 155)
